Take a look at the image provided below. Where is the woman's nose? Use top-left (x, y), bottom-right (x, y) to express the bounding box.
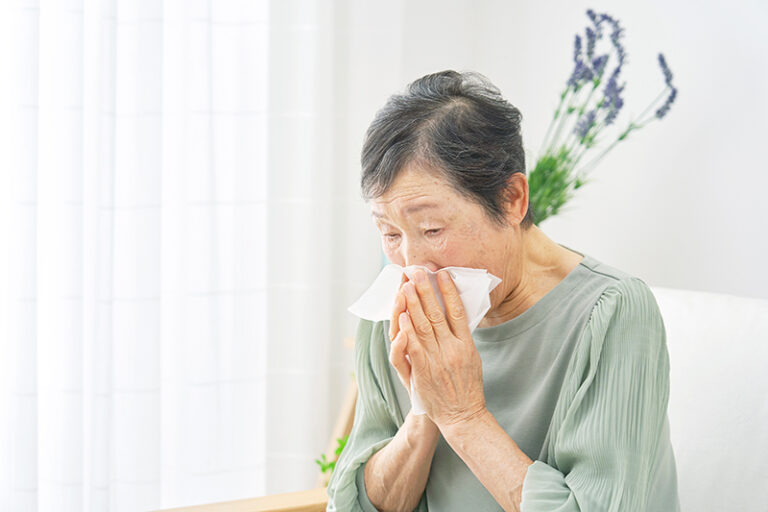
top-left (404, 255), bottom-right (439, 272)
top-left (402, 241), bottom-right (439, 272)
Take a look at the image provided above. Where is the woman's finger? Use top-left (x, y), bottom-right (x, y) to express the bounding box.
top-left (411, 269), bottom-right (453, 342)
top-left (388, 330), bottom-right (411, 392)
top-left (389, 274), bottom-right (410, 342)
top-left (401, 281), bottom-right (439, 352)
top-left (436, 270), bottom-right (472, 339)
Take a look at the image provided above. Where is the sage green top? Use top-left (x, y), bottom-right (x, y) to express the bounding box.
top-left (326, 248), bottom-right (681, 511)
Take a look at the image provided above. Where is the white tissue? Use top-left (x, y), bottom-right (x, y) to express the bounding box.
top-left (347, 264), bottom-right (502, 415)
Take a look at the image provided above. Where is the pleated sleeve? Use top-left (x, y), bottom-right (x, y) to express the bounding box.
top-left (326, 319), bottom-right (429, 512)
top-left (520, 277), bottom-right (680, 512)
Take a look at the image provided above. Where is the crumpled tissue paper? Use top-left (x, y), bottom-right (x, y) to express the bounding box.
top-left (348, 264), bottom-right (502, 415)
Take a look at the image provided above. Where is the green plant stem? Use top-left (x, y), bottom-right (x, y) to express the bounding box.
top-left (562, 95), bottom-right (609, 163)
top-left (632, 87), bottom-right (669, 126)
top-left (548, 85), bottom-right (584, 154)
top-left (567, 114), bottom-right (608, 166)
top-left (577, 81), bottom-right (599, 118)
top-left (573, 122), bottom-right (636, 175)
top-left (551, 78), bottom-right (603, 157)
top-left (538, 87), bottom-right (572, 156)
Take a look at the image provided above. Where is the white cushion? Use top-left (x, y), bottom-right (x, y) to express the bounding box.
top-left (650, 286), bottom-right (768, 511)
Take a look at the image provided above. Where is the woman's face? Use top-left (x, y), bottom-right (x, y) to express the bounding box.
top-left (369, 161), bottom-right (519, 281)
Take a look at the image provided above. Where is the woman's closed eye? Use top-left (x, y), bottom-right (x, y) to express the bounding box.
top-left (384, 228), bottom-right (441, 240)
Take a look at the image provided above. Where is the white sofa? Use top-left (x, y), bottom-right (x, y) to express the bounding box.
top-left (650, 286), bottom-right (768, 511)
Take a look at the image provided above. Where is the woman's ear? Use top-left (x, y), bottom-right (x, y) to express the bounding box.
top-left (502, 173), bottom-right (529, 226)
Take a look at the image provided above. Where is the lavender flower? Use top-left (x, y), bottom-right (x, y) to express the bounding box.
top-left (586, 9), bottom-right (603, 37)
top-left (568, 12), bottom-right (626, 90)
top-left (603, 72), bottom-right (626, 125)
top-left (591, 12), bottom-right (627, 125)
top-left (658, 53), bottom-right (673, 86)
top-left (568, 61), bottom-right (594, 87)
top-left (654, 53), bottom-right (677, 119)
top-left (586, 27), bottom-right (596, 60)
top-left (532, 8), bottom-right (679, 226)
top-left (655, 88), bottom-right (677, 119)
top-left (567, 35), bottom-right (594, 87)
top-left (574, 109), bottom-right (597, 139)
top-left (607, 18), bottom-right (626, 67)
top-left (592, 54), bottom-right (609, 77)
top-left (573, 34), bottom-right (582, 63)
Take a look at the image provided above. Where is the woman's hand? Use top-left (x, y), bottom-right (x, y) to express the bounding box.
top-left (389, 273), bottom-right (413, 396)
top-left (397, 268), bottom-right (488, 430)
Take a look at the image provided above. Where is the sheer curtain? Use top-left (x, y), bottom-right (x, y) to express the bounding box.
top-left (0, 0), bottom-right (390, 510)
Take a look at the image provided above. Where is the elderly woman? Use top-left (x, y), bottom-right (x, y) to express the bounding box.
top-left (326, 70), bottom-right (680, 512)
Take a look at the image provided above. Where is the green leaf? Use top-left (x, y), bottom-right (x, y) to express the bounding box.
top-left (316, 435), bottom-right (351, 478)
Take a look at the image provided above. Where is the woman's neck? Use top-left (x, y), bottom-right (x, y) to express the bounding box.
top-left (477, 226), bottom-right (581, 328)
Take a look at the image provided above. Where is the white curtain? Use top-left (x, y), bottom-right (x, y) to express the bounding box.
top-left (0, 0), bottom-right (387, 510)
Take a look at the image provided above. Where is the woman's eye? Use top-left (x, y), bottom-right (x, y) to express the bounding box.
top-left (424, 228), bottom-right (442, 236)
top-left (384, 233), bottom-right (400, 241)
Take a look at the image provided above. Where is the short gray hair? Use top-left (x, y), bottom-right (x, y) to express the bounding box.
top-left (360, 70), bottom-right (535, 229)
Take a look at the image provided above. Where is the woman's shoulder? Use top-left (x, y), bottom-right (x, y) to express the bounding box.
top-left (583, 276), bottom-right (668, 362)
top-left (555, 276), bottom-right (669, 415)
top-left (578, 252), bottom-right (638, 283)
top-left (577, 254), bottom-right (663, 331)
top-left (589, 276), bottom-right (663, 324)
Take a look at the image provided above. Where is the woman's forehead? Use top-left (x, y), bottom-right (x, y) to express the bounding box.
top-left (371, 200), bottom-right (442, 220)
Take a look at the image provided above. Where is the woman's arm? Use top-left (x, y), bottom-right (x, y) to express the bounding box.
top-left (434, 278), bottom-right (677, 512)
top-left (362, 410), bottom-right (441, 512)
top-left (440, 409), bottom-right (534, 512)
top-left (519, 278), bottom-right (679, 511)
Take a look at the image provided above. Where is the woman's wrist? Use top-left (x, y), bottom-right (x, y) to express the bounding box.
top-left (404, 409), bottom-right (441, 450)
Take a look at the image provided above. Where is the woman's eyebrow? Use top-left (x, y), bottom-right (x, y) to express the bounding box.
top-left (371, 203), bottom-right (440, 219)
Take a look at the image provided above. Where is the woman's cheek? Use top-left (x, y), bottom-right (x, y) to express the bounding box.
top-left (382, 243), bottom-right (404, 266)
top-left (442, 230), bottom-right (481, 267)
top-left (434, 234), bottom-right (461, 263)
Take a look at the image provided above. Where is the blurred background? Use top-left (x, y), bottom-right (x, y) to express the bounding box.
top-left (0, 0), bottom-right (766, 510)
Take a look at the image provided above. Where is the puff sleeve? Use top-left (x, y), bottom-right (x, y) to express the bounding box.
top-left (520, 278), bottom-right (681, 512)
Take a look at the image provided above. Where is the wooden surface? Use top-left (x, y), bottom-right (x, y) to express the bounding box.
top-left (150, 487), bottom-right (328, 512)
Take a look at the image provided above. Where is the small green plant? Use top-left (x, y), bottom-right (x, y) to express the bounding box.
top-left (315, 435), bottom-right (349, 481)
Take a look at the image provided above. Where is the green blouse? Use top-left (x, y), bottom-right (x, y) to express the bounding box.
top-left (327, 249), bottom-right (681, 511)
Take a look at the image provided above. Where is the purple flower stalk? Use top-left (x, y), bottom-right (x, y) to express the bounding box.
top-left (586, 9), bottom-right (603, 37)
top-left (658, 53), bottom-right (673, 87)
top-left (592, 54), bottom-right (609, 77)
top-left (573, 34), bottom-right (582, 63)
top-left (567, 35), bottom-right (594, 88)
top-left (592, 11), bottom-right (626, 125)
top-left (655, 88), bottom-right (677, 119)
top-left (586, 27), bottom-right (596, 60)
top-left (602, 72), bottom-right (626, 125)
top-left (574, 109), bottom-right (597, 139)
top-left (655, 53), bottom-right (677, 119)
